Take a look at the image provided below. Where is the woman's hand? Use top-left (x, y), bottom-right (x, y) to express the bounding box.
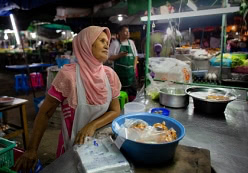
top-left (74, 122), bottom-right (97, 145)
top-left (14, 149), bottom-right (38, 173)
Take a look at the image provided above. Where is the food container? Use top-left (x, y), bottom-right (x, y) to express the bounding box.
top-left (159, 88), bottom-right (189, 108)
top-left (150, 107), bottom-right (170, 116)
top-left (186, 87), bottom-right (237, 114)
top-left (112, 113), bottom-right (185, 165)
top-left (124, 102), bottom-right (146, 114)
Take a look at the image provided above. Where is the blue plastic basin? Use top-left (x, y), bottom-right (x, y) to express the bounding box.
top-left (112, 113), bottom-right (185, 165)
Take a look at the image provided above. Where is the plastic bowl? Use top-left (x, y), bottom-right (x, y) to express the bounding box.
top-left (150, 107), bottom-right (170, 116)
top-left (124, 102), bottom-right (145, 114)
top-left (112, 113), bottom-right (185, 165)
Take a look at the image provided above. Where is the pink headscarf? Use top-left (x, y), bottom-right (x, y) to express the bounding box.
top-left (51, 26), bottom-right (121, 107)
top-left (73, 26), bottom-right (111, 105)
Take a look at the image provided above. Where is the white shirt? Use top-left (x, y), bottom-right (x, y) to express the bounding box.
top-left (109, 39), bottom-right (138, 57)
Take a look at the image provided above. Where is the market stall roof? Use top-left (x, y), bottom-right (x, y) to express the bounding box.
top-left (27, 23), bottom-right (71, 32)
top-left (0, 0), bottom-right (120, 30)
top-left (0, 0), bottom-right (242, 30)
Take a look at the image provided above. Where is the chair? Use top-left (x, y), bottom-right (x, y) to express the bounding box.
top-left (118, 91), bottom-right (128, 110)
top-left (14, 74), bottom-right (29, 93)
top-left (29, 72), bottom-right (44, 88)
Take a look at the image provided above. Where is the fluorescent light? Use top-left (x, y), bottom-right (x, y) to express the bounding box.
top-left (187, 0), bottom-right (197, 11)
top-left (4, 29), bottom-right (14, 34)
top-left (10, 14), bottom-right (20, 45)
top-left (141, 7), bottom-right (239, 21)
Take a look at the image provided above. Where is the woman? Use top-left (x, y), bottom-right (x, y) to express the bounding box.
top-left (14, 26), bottom-right (121, 172)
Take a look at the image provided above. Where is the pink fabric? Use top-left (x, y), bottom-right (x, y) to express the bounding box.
top-left (48, 86), bottom-right (75, 157)
top-left (52, 26), bottom-right (118, 106)
top-left (48, 66), bottom-right (121, 157)
top-left (51, 64), bottom-right (121, 109)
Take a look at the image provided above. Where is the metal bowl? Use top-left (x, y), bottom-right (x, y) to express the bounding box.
top-left (159, 88), bottom-right (189, 108)
top-left (185, 87), bottom-right (237, 114)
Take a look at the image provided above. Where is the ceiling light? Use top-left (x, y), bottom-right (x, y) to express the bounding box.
top-left (31, 32), bottom-right (36, 39)
top-left (10, 14), bottom-right (20, 45)
top-left (4, 34), bottom-right (8, 40)
top-left (141, 7), bottom-right (239, 21)
top-left (231, 25), bottom-right (236, 31)
top-left (118, 15), bottom-right (123, 21)
top-left (187, 0), bottom-right (197, 11)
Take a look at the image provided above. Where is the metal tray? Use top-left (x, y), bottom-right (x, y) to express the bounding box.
top-left (185, 87), bottom-right (237, 103)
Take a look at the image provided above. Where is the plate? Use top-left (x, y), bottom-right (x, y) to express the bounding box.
top-left (0, 96), bottom-right (15, 106)
top-left (185, 87), bottom-right (237, 103)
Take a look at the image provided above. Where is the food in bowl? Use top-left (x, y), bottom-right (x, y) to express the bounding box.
top-left (153, 110), bottom-right (163, 114)
top-left (130, 122), bottom-right (147, 131)
top-left (156, 128), bottom-right (177, 143)
top-left (112, 113), bottom-right (185, 165)
top-left (120, 119), bottom-right (178, 144)
top-left (150, 107), bottom-right (170, 116)
top-left (153, 121), bottom-right (168, 130)
top-left (206, 95), bottom-right (229, 101)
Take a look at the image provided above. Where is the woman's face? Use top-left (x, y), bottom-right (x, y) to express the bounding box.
top-left (92, 32), bottom-right (109, 63)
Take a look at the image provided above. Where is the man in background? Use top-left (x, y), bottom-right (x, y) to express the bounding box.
top-left (109, 25), bottom-right (138, 101)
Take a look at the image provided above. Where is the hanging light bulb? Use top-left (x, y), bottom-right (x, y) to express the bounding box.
top-left (31, 32), bottom-right (36, 39)
top-left (152, 22), bottom-right (155, 28)
top-left (4, 33), bottom-right (8, 40)
top-left (118, 14), bottom-right (123, 21)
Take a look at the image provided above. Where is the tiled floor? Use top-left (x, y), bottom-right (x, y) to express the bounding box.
top-left (0, 71), bottom-right (60, 167)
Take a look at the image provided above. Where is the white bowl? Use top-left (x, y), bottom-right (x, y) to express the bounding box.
top-left (124, 102), bottom-right (146, 114)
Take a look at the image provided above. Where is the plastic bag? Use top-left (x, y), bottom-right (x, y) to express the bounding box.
top-left (117, 118), bottom-right (177, 144)
top-left (149, 57), bottom-right (192, 83)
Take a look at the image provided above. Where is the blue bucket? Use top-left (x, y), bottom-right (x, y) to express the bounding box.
top-left (56, 58), bottom-right (70, 68)
top-left (112, 113), bottom-right (185, 165)
top-left (33, 96), bottom-right (45, 113)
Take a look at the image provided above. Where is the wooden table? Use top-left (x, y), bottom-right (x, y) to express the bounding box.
top-left (0, 98), bottom-right (29, 149)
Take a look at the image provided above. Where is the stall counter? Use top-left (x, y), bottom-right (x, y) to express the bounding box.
top-left (41, 90), bottom-right (248, 173)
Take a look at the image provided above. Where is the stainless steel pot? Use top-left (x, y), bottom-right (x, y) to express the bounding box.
top-left (185, 87), bottom-right (237, 114)
top-left (159, 88), bottom-right (189, 108)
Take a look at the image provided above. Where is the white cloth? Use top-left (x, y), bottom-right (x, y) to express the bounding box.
top-left (108, 39), bottom-right (138, 57)
top-left (62, 64), bottom-right (112, 150)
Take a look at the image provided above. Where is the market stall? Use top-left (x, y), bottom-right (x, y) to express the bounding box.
top-left (40, 88), bottom-right (248, 173)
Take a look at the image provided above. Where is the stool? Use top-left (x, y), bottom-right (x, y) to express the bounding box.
top-left (15, 74), bottom-right (29, 93)
top-left (29, 72), bottom-right (44, 88)
top-left (118, 91), bottom-right (128, 110)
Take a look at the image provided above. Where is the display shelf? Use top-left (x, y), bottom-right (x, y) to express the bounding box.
top-left (143, 0), bottom-right (245, 90)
